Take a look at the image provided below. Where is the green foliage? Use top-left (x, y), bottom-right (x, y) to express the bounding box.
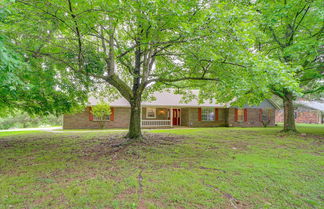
top-left (91, 101), bottom-right (111, 129)
top-left (0, 125), bottom-right (323, 208)
top-left (2, 0), bottom-right (296, 110)
top-left (91, 101), bottom-right (111, 120)
top-left (254, 0), bottom-right (323, 98)
top-left (0, 113), bottom-right (62, 129)
top-left (0, 2), bottom-right (88, 116)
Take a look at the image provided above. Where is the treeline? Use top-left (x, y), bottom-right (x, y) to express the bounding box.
top-left (0, 113), bottom-right (62, 130)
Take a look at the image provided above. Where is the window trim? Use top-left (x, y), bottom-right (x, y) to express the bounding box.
top-left (93, 114), bottom-right (111, 121)
top-left (201, 108), bottom-right (215, 121)
top-left (146, 107), bottom-right (156, 118)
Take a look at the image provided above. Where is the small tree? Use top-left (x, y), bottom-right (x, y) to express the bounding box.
top-left (91, 101), bottom-right (111, 129)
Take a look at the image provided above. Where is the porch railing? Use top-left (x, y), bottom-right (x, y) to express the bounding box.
top-left (141, 120), bottom-right (171, 127)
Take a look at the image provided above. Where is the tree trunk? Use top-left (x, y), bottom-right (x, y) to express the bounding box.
top-left (126, 98), bottom-right (143, 141)
top-left (283, 92), bottom-right (297, 132)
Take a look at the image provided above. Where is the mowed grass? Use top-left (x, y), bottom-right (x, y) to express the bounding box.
top-left (0, 124), bottom-right (323, 208)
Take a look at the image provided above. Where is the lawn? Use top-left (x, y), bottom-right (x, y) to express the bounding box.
top-left (0, 125), bottom-right (323, 208)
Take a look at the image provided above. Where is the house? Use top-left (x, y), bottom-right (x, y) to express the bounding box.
top-left (276, 100), bottom-right (324, 124)
top-left (63, 90), bottom-right (279, 129)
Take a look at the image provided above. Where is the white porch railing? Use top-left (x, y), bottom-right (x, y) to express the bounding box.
top-left (142, 120), bottom-right (171, 127)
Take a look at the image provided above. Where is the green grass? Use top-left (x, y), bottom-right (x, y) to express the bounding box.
top-left (0, 124), bottom-right (323, 208)
top-left (0, 130), bottom-right (41, 137)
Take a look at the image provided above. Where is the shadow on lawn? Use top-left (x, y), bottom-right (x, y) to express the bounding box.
top-left (80, 133), bottom-right (187, 160)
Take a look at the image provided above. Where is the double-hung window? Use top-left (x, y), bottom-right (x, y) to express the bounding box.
top-left (146, 108), bottom-right (156, 118)
top-left (202, 108), bottom-right (215, 121)
top-left (93, 113), bottom-right (110, 121)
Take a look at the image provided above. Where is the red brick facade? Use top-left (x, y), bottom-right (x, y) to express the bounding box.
top-left (228, 108), bottom-right (275, 127)
top-left (276, 109), bottom-right (322, 124)
top-left (63, 107), bottom-right (130, 129)
top-left (63, 106), bottom-right (276, 129)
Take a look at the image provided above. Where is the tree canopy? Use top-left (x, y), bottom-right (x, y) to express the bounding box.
top-left (0, 4), bottom-right (87, 116)
top-left (253, 0), bottom-right (323, 131)
top-left (1, 0), bottom-right (304, 138)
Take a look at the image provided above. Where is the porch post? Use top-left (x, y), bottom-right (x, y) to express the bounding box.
top-left (170, 107), bottom-right (173, 127)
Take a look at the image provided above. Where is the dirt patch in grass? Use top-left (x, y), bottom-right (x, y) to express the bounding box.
top-left (80, 133), bottom-right (187, 160)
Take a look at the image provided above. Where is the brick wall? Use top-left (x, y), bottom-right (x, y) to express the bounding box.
top-left (228, 108), bottom-right (275, 127)
top-left (180, 108), bottom-right (190, 126)
top-left (275, 109), bottom-right (321, 124)
top-left (63, 106), bottom-right (277, 129)
top-left (63, 107), bottom-right (130, 129)
top-left (187, 108), bottom-right (225, 127)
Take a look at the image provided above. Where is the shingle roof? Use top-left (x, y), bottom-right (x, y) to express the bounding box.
top-left (88, 90), bottom-right (278, 109)
top-left (89, 90), bottom-right (225, 107)
top-left (296, 100), bottom-right (324, 112)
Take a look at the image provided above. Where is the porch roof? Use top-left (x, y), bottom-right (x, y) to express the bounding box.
top-left (88, 90), bottom-right (226, 108)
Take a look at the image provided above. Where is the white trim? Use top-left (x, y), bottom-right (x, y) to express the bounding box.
top-left (142, 120), bottom-right (171, 127)
top-left (146, 107), bottom-right (156, 118)
top-left (93, 115), bottom-right (110, 121)
top-left (170, 107), bottom-right (173, 127)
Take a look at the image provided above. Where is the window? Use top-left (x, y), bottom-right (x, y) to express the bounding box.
top-left (93, 114), bottom-right (110, 121)
top-left (262, 109), bottom-right (271, 121)
top-left (202, 108), bottom-right (215, 121)
top-left (237, 109), bottom-right (244, 122)
top-left (146, 108), bottom-right (156, 118)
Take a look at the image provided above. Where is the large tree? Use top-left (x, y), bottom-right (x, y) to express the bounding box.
top-left (254, 0), bottom-right (323, 132)
top-left (3, 0), bottom-right (294, 140)
top-left (0, 4), bottom-right (87, 116)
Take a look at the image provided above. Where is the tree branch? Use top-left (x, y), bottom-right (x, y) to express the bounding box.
top-left (67, 0), bottom-right (83, 69)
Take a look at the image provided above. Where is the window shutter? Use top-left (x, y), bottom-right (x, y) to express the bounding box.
top-left (244, 108), bottom-right (248, 122)
top-left (259, 109), bottom-right (262, 122)
top-left (215, 108), bottom-right (219, 121)
top-left (89, 107), bottom-right (93, 121)
top-left (110, 107), bottom-right (114, 121)
top-left (234, 108), bottom-right (238, 122)
top-left (198, 108), bottom-right (202, 121)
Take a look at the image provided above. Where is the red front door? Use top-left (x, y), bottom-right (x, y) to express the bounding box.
top-left (172, 109), bottom-right (181, 126)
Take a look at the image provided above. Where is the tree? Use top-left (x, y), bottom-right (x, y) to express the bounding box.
top-left (91, 101), bottom-right (111, 129)
top-left (254, 0), bottom-right (323, 132)
top-left (3, 0), bottom-right (294, 141)
top-left (0, 3), bottom-right (87, 117)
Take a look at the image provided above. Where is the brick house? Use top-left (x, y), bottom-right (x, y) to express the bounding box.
top-left (63, 90), bottom-right (279, 129)
top-left (276, 100), bottom-right (324, 124)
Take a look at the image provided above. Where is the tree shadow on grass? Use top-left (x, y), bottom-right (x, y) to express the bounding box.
top-left (80, 133), bottom-right (187, 160)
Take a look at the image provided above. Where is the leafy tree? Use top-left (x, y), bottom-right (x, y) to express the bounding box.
top-left (0, 3), bottom-right (87, 116)
top-left (3, 0), bottom-right (295, 141)
top-left (91, 101), bottom-right (111, 129)
top-left (254, 0), bottom-right (323, 132)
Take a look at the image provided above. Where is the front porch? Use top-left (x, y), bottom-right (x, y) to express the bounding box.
top-left (141, 107), bottom-right (181, 128)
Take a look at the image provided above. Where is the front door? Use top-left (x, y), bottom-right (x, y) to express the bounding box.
top-left (172, 109), bottom-right (181, 126)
